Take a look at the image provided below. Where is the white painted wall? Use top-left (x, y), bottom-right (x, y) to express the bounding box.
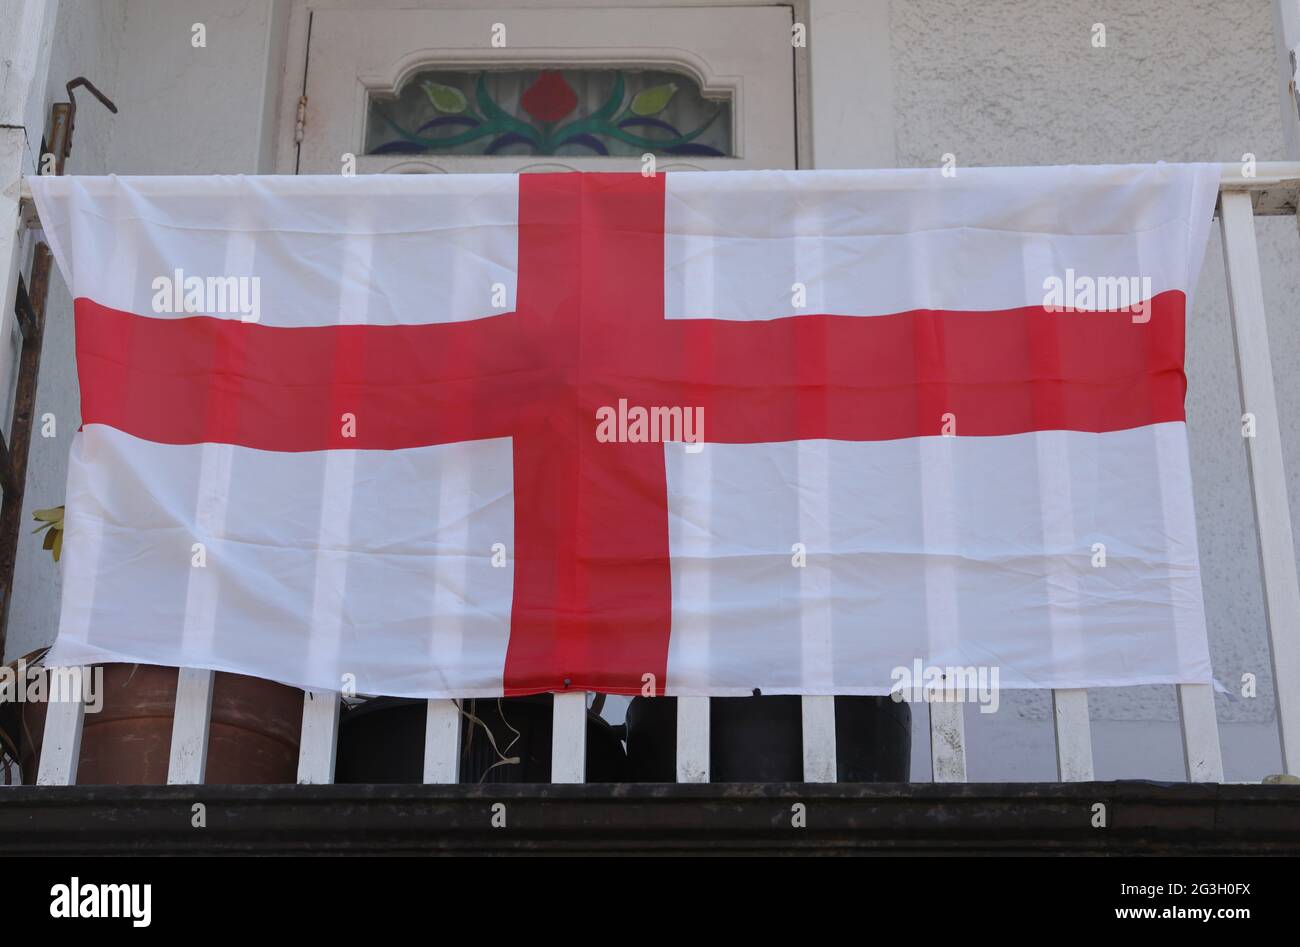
top-left (105, 0), bottom-right (289, 174)
top-left (6, 0), bottom-right (1298, 782)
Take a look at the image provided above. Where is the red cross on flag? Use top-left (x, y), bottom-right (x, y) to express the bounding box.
top-left (31, 165), bottom-right (1219, 698)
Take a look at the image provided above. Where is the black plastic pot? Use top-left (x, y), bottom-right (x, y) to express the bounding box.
top-left (624, 695), bottom-right (911, 782)
top-left (335, 694), bottom-right (627, 784)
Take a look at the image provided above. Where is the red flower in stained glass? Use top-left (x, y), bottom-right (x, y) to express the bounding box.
top-left (521, 71), bottom-right (578, 123)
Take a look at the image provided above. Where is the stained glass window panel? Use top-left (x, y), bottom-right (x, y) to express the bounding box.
top-left (365, 68), bottom-right (733, 158)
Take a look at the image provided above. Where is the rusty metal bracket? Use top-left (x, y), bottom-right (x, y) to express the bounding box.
top-left (44, 77), bottom-right (117, 176)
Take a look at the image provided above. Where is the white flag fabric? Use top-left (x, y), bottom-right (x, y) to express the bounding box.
top-left (31, 164), bottom-right (1220, 698)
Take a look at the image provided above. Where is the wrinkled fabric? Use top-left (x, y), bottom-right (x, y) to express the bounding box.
top-left (32, 166), bottom-right (1219, 697)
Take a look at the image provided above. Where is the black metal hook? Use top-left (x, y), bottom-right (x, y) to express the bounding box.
top-left (61, 77), bottom-right (118, 162)
top-left (65, 77), bottom-right (118, 116)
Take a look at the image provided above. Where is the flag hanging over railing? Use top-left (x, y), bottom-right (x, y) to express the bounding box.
top-left (31, 165), bottom-right (1220, 698)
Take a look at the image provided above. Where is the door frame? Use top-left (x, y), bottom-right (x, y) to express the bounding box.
top-left (272, 0), bottom-right (813, 174)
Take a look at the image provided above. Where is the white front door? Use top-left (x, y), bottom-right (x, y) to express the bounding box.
top-left (289, 4), bottom-right (798, 174)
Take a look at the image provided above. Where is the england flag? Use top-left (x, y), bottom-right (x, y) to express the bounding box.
top-left (30, 163), bottom-right (1220, 698)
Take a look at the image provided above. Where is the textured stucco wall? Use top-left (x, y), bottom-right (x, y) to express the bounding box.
top-left (889, 0), bottom-right (1294, 779)
top-left (105, 0), bottom-right (288, 174)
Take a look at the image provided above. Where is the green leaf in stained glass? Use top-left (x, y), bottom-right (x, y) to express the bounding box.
top-left (630, 82), bottom-right (678, 117)
top-left (421, 81), bottom-right (468, 114)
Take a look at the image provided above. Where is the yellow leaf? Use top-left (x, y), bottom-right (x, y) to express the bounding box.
top-left (630, 83), bottom-right (678, 117)
top-left (421, 81), bottom-right (468, 114)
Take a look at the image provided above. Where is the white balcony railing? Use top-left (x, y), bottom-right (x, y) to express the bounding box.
top-left (24, 162), bottom-right (1300, 787)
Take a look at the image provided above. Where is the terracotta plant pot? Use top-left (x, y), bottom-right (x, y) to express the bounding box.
top-left (18, 663), bottom-right (302, 784)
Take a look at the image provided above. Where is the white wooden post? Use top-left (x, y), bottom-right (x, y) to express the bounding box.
top-left (928, 700), bottom-right (966, 783)
top-left (422, 699), bottom-right (462, 784)
top-left (296, 690), bottom-right (340, 784)
top-left (675, 696), bottom-right (710, 783)
top-left (551, 691), bottom-right (587, 783)
top-left (1051, 688), bottom-right (1094, 781)
top-left (1177, 683), bottom-right (1225, 782)
top-left (167, 668), bottom-right (215, 784)
top-left (36, 667), bottom-right (87, 786)
top-left (1220, 189), bottom-right (1300, 776)
top-left (801, 695), bottom-right (837, 782)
